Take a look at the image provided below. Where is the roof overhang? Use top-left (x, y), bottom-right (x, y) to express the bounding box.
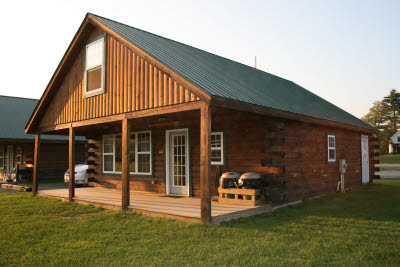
top-left (211, 96), bottom-right (379, 134)
top-left (26, 13), bottom-right (377, 136)
top-left (25, 13), bottom-right (211, 134)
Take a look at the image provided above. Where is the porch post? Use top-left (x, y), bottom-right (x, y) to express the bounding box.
top-left (69, 127), bottom-right (75, 202)
top-left (200, 104), bottom-right (212, 223)
top-left (32, 134), bottom-right (40, 196)
top-left (122, 118), bottom-right (131, 211)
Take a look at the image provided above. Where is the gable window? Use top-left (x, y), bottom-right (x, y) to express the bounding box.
top-left (16, 147), bottom-right (22, 165)
top-left (103, 131), bottom-right (152, 175)
top-left (0, 146), bottom-right (4, 169)
top-left (327, 135), bottom-right (336, 162)
top-left (211, 132), bottom-right (224, 165)
top-left (397, 136), bottom-right (400, 143)
top-left (85, 36), bottom-right (106, 97)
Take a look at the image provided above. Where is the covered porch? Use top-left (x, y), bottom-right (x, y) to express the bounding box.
top-left (38, 185), bottom-right (271, 224)
top-left (30, 102), bottom-right (274, 223)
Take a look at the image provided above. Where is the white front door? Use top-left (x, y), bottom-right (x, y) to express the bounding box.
top-left (361, 135), bottom-right (369, 184)
top-left (166, 129), bottom-right (189, 195)
top-left (7, 146), bottom-right (13, 173)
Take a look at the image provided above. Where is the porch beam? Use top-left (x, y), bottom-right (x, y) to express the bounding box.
top-left (32, 134), bottom-right (40, 196)
top-left (69, 127), bottom-right (75, 202)
top-left (35, 101), bottom-right (204, 134)
top-left (121, 118), bottom-right (131, 211)
top-left (200, 104), bottom-right (212, 223)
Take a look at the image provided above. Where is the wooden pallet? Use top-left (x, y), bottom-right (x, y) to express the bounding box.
top-left (218, 188), bottom-right (264, 206)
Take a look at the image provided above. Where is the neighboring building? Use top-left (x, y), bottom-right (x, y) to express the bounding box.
top-left (389, 130), bottom-right (400, 154)
top-left (0, 96), bottom-right (86, 180)
top-left (25, 13), bottom-right (377, 221)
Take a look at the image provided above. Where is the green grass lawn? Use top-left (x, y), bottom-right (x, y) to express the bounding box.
top-left (1, 180), bottom-right (400, 266)
top-left (379, 154), bottom-right (400, 164)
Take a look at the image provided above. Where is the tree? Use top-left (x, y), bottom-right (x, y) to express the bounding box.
top-left (361, 101), bottom-right (387, 129)
top-left (362, 89), bottom-right (400, 154)
top-left (382, 89), bottom-right (400, 134)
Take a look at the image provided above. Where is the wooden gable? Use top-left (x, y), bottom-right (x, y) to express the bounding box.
top-left (38, 24), bottom-right (201, 128)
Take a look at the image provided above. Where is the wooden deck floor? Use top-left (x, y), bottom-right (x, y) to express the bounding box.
top-left (38, 185), bottom-right (272, 223)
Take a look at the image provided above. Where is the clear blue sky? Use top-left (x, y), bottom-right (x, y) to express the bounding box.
top-left (0, 0), bottom-right (398, 118)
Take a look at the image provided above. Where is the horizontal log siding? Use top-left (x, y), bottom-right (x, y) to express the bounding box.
top-left (282, 121), bottom-right (373, 201)
top-left (0, 142), bottom-right (86, 181)
top-left (87, 108), bottom-right (374, 200)
top-left (88, 109), bottom-right (279, 197)
top-left (39, 31), bottom-right (200, 128)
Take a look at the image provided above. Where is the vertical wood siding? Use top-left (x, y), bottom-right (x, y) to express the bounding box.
top-left (39, 34), bottom-right (200, 127)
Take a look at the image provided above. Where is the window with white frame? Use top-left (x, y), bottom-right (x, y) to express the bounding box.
top-left (327, 135), bottom-right (336, 162)
top-left (103, 131), bottom-right (152, 175)
top-left (85, 36), bottom-right (105, 96)
top-left (16, 147), bottom-right (22, 165)
top-left (211, 132), bottom-right (224, 165)
top-left (0, 146), bottom-right (4, 169)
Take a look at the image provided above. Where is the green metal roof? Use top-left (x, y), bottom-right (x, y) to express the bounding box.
top-left (93, 14), bottom-right (375, 131)
top-left (0, 96), bottom-right (83, 141)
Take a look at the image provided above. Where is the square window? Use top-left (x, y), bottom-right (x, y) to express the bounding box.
top-left (85, 36), bottom-right (105, 96)
top-left (0, 146), bottom-right (4, 169)
top-left (115, 136), bottom-right (122, 172)
top-left (87, 66), bottom-right (102, 92)
top-left (104, 155), bottom-right (113, 172)
top-left (138, 154), bottom-right (150, 173)
top-left (103, 136), bottom-right (113, 153)
top-left (327, 135), bottom-right (336, 162)
top-left (16, 147), bottom-right (22, 165)
top-left (211, 132), bottom-right (224, 165)
top-left (103, 131), bottom-right (151, 175)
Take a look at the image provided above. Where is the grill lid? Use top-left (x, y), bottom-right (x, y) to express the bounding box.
top-left (239, 172), bottom-right (261, 179)
top-left (221, 172), bottom-right (240, 179)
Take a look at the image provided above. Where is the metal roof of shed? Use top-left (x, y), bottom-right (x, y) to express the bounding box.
top-left (91, 13), bottom-right (375, 131)
top-left (0, 95), bottom-right (81, 141)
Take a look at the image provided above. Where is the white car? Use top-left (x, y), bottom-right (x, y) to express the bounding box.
top-left (64, 164), bottom-right (89, 185)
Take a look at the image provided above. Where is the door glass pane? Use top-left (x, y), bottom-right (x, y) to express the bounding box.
top-left (173, 134), bottom-right (186, 186)
top-left (115, 135), bottom-right (122, 172)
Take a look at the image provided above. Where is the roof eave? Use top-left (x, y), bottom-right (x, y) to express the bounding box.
top-left (25, 13), bottom-right (92, 134)
top-left (211, 96), bottom-right (378, 134)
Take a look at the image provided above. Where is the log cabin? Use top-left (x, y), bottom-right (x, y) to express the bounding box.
top-left (0, 95), bottom-right (86, 181)
top-left (25, 13), bottom-right (378, 223)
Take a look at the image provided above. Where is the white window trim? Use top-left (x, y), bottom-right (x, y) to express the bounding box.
top-left (102, 131), bottom-right (152, 175)
top-left (327, 135), bottom-right (336, 162)
top-left (16, 147), bottom-right (22, 165)
top-left (165, 128), bottom-right (190, 196)
top-left (0, 146), bottom-right (4, 170)
top-left (211, 132), bottom-right (224, 166)
top-left (84, 35), bottom-right (106, 98)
